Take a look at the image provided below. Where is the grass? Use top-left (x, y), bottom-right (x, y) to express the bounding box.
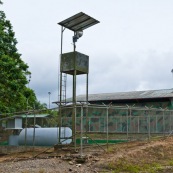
top-left (39, 169), bottom-right (45, 173)
top-left (106, 161), bottom-right (141, 173)
top-left (168, 159), bottom-right (173, 166)
top-left (98, 136), bottom-right (173, 173)
top-left (21, 171), bottom-right (30, 173)
top-left (103, 160), bottom-right (164, 173)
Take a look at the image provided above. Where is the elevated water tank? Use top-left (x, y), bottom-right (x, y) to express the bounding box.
top-left (61, 51), bottom-right (89, 75)
top-left (18, 127), bottom-right (72, 146)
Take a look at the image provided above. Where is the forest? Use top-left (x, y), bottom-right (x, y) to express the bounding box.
top-left (0, 1), bottom-right (47, 114)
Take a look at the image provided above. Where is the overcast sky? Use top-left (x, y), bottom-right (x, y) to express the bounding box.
top-left (1, 0), bottom-right (173, 108)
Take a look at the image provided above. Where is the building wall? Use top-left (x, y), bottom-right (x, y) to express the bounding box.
top-left (89, 99), bottom-right (173, 109)
top-left (61, 105), bottom-right (173, 133)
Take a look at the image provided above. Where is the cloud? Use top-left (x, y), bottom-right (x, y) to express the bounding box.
top-left (2, 0), bottom-right (173, 108)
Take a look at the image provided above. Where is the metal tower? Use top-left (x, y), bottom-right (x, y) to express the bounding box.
top-left (58, 12), bottom-right (99, 145)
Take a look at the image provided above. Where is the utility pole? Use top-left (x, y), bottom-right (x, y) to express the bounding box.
top-left (171, 69), bottom-right (173, 87)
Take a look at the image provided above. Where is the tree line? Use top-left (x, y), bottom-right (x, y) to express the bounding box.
top-left (0, 1), bottom-right (47, 114)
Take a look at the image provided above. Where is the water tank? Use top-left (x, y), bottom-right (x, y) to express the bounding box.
top-left (18, 127), bottom-right (72, 146)
top-left (61, 51), bottom-right (89, 75)
top-left (8, 135), bottom-right (19, 146)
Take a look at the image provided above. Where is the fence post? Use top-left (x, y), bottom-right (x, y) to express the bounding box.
top-left (106, 107), bottom-right (109, 151)
top-left (120, 114), bottom-right (122, 132)
top-left (25, 113), bottom-right (28, 150)
top-left (74, 105), bottom-right (77, 151)
top-left (156, 115), bottom-right (158, 133)
top-left (163, 110), bottom-right (165, 137)
top-left (126, 108), bottom-right (129, 140)
top-left (89, 117), bottom-right (90, 132)
top-left (170, 111), bottom-right (172, 132)
top-left (80, 105), bottom-right (83, 157)
top-left (138, 116), bottom-right (140, 133)
top-left (129, 107), bottom-right (132, 134)
top-left (33, 110), bottom-right (36, 148)
top-left (148, 111), bottom-right (150, 140)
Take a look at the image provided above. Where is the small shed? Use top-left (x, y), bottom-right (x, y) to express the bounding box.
top-left (21, 114), bottom-right (53, 127)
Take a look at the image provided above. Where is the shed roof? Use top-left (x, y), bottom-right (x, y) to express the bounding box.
top-left (21, 114), bottom-right (51, 118)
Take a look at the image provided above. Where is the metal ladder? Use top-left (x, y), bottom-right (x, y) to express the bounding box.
top-left (60, 73), bottom-right (67, 105)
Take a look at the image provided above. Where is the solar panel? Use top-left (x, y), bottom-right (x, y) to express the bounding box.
top-left (58, 12), bottom-right (100, 32)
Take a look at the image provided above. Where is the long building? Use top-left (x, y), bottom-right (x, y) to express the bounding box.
top-left (54, 88), bottom-right (173, 109)
top-left (53, 89), bottom-right (173, 133)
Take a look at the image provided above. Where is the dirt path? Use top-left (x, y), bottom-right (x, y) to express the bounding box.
top-left (1, 137), bottom-right (173, 172)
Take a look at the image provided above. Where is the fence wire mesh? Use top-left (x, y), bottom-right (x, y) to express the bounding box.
top-left (1, 105), bottom-right (173, 150)
top-left (61, 105), bottom-right (173, 142)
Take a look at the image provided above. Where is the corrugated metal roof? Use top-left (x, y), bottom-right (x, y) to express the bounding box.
top-left (53, 89), bottom-right (173, 104)
top-left (70, 89), bottom-right (173, 102)
top-left (58, 12), bottom-right (100, 32)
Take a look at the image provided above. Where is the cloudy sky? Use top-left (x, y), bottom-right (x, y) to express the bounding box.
top-left (2, 0), bottom-right (173, 108)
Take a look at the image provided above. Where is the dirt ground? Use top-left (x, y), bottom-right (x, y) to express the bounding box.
top-left (1, 137), bottom-right (173, 173)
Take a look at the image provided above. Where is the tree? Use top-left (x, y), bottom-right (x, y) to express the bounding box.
top-left (0, 4), bottom-right (44, 114)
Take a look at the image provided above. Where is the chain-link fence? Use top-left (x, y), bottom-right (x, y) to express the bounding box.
top-left (1, 105), bottom-right (173, 151)
top-left (61, 105), bottom-right (173, 143)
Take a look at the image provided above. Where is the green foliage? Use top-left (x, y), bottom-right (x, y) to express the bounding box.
top-left (34, 100), bottom-right (47, 110)
top-left (169, 159), bottom-right (173, 166)
top-left (46, 110), bottom-right (58, 126)
top-left (104, 160), bottom-right (164, 173)
top-left (106, 161), bottom-right (141, 173)
top-left (0, 8), bottom-right (46, 114)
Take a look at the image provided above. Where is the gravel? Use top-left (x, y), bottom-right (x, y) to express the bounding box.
top-left (0, 157), bottom-right (98, 173)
